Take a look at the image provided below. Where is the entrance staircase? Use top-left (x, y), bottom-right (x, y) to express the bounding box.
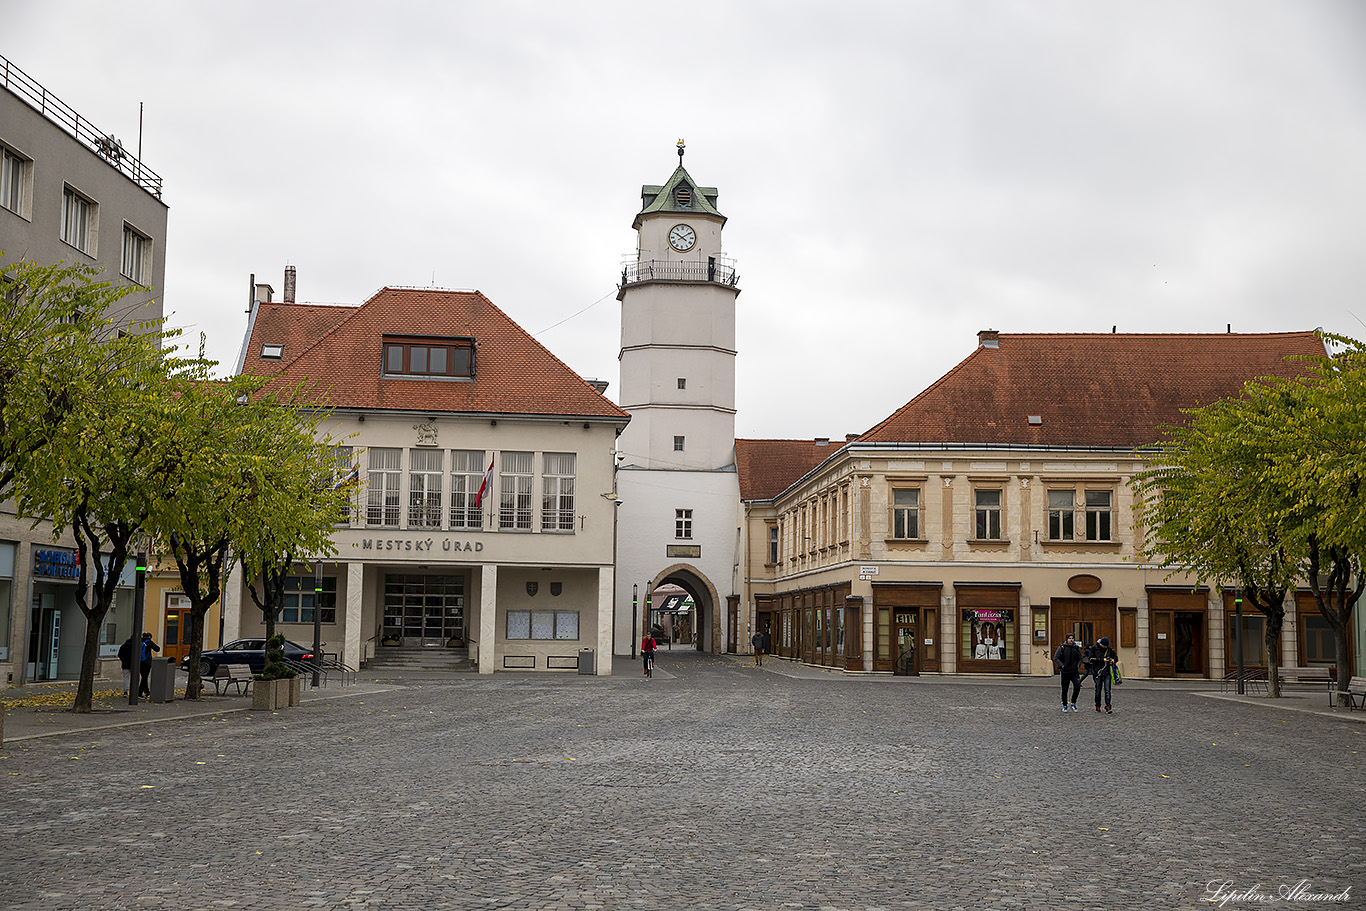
top-left (363, 646), bottom-right (477, 677)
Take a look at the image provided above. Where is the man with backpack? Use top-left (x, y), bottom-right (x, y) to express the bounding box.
top-left (1087, 636), bottom-right (1119, 714)
top-left (117, 636), bottom-right (135, 696)
top-left (1053, 632), bottom-right (1084, 712)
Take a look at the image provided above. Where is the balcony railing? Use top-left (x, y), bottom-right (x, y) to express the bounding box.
top-left (619, 257), bottom-right (740, 290)
top-left (1, 53), bottom-right (164, 199)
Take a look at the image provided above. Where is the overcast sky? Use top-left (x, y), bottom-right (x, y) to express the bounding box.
top-left (10, 1), bottom-right (1366, 439)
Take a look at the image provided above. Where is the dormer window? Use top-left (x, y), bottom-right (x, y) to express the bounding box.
top-left (382, 335), bottom-right (474, 378)
top-left (674, 185), bottom-right (692, 208)
top-left (260, 344), bottom-right (284, 359)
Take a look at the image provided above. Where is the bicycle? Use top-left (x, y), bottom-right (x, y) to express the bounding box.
top-left (644, 652), bottom-right (655, 678)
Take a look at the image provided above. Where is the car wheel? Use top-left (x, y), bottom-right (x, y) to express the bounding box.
top-left (198, 658), bottom-right (213, 676)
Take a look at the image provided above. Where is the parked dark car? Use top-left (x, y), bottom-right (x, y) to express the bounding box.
top-left (183, 638), bottom-right (315, 676)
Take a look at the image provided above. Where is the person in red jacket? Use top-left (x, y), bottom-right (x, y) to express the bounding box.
top-left (641, 634), bottom-right (658, 676)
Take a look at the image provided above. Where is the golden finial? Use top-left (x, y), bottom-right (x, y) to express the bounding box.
top-left (677, 138), bottom-right (685, 161)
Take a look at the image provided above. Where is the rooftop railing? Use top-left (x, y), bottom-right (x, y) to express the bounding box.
top-left (1, 53), bottom-right (164, 199)
top-left (619, 257), bottom-right (740, 290)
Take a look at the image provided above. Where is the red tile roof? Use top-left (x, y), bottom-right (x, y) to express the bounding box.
top-left (735, 438), bottom-right (845, 501)
top-left (861, 331), bottom-right (1325, 448)
top-left (240, 287), bottom-right (630, 421)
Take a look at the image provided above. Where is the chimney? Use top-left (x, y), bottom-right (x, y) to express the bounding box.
top-left (283, 266), bottom-right (297, 304)
top-left (845, 433), bottom-right (860, 442)
top-left (254, 283), bottom-right (274, 305)
top-left (977, 329), bottom-right (1000, 348)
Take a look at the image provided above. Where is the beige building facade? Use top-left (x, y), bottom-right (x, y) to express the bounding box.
top-left (737, 330), bottom-right (1345, 681)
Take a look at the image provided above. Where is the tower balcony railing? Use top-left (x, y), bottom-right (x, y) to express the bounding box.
top-left (1, 53), bottom-right (164, 199)
top-left (619, 257), bottom-right (740, 292)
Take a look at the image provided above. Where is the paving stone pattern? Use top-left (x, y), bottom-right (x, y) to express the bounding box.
top-left (1, 652), bottom-right (1362, 910)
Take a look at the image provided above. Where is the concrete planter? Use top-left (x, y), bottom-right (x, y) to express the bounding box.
top-left (251, 677), bottom-right (299, 711)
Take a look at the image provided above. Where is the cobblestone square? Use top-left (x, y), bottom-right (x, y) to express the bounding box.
top-left (2, 652), bottom-right (1362, 910)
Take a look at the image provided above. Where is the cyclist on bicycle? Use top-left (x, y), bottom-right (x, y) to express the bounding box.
top-left (641, 633), bottom-right (658, 677)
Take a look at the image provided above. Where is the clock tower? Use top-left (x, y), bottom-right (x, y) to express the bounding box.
top-left (614, 142), bottom-right (741, 655)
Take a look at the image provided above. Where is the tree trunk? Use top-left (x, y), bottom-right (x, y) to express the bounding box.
top-left (71, 609), bottom-right (107, 714)
top-left (1333, 626), bottom-right (1352, 707)
top-left (184, 608), bottom-right (207, 700)
top-left (1264, 613), bottom-right (1283, 699)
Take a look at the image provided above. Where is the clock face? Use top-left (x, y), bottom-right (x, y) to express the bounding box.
top-left (668, 224), bottom-right (697, 252)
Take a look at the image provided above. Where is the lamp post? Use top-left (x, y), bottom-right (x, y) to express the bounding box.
top-left (127, 552), bottom-right (146, 706)
top-left (631, 583), bottom-right (638, 659)
top-left (311, 561), bottom-right (323, 689)
top-left (1235, 589), bottom-right (1245, 696)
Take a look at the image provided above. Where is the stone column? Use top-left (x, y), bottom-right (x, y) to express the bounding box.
top-left (479, 564), bottom-right (497, 674)
top-left (344, 562), bottom-right (364, 670)
top-left (222, 564), bottom-right (243, 642)
top-left (597, 566), bottom-right (614, 675)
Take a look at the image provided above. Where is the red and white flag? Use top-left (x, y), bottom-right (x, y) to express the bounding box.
top-left (475, 455), bottom-right (494, 508)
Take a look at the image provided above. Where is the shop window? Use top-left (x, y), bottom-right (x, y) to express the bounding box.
top-left (1228, 612), bottom-right (1268, 667)
top-left (1302, 615), bottom-right (1336, 665)
top-left (961, 609), bottom-right (1014, 661)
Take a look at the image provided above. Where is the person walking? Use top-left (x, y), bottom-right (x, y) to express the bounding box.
top-left (751, 628), bottom-right (765, 666)
top-left (1088, 636), bottom-right (1119, 713)
top-left (117, 635), bottom-right (136, 697)
top-left (1053, 633), bottom-right (1084, 712)
top-left (641, 633), bottom-right (658, 677)
top-left (137, 632), bottom-right (161, 698)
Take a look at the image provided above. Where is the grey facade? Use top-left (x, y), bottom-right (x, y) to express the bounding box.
top-left (0, 54), bottom-right (168, 686)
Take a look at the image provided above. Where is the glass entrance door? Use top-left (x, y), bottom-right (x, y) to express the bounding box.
top-left (163, 598), bottom-right (195, 665)
top-left (382, 574), bottom-right (465, 647)
top-left (27, 594), bottom-right (59, 680)
top-left (894, 611), bottom-right (918, 675)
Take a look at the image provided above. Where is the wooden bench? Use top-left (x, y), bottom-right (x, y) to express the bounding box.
top-left (210, 662), bottom-right (254, 695)
top-left (1329, 676), bottom-right (1366, 710)
top-left (1278, 666), bottom-right (1334, 687)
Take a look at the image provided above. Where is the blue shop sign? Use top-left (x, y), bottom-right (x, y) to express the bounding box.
top-left (34, 548), bottom-right (81, 579)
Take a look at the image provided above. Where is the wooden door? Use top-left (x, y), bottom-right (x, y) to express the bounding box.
top-left (1152, 589), bottom-right (1208, 678)
top-left (844, 603), bottom-right (863, 671)
top-left (874, 607), bottom-right (892, 672)
top-left (1151, 610), bottom-right (1175, 677)
top-left (727, 600), bottom-right (738, 654)
top-left (1050, 598), bottom-right (1117, 652)
top-left (920, 607), bottom-right (939, 672)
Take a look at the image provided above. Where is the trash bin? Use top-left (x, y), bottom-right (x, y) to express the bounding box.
top-left (148, 656), bottom-right (177, 702)
top-left (578, 648), bottom-right (595, 675)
